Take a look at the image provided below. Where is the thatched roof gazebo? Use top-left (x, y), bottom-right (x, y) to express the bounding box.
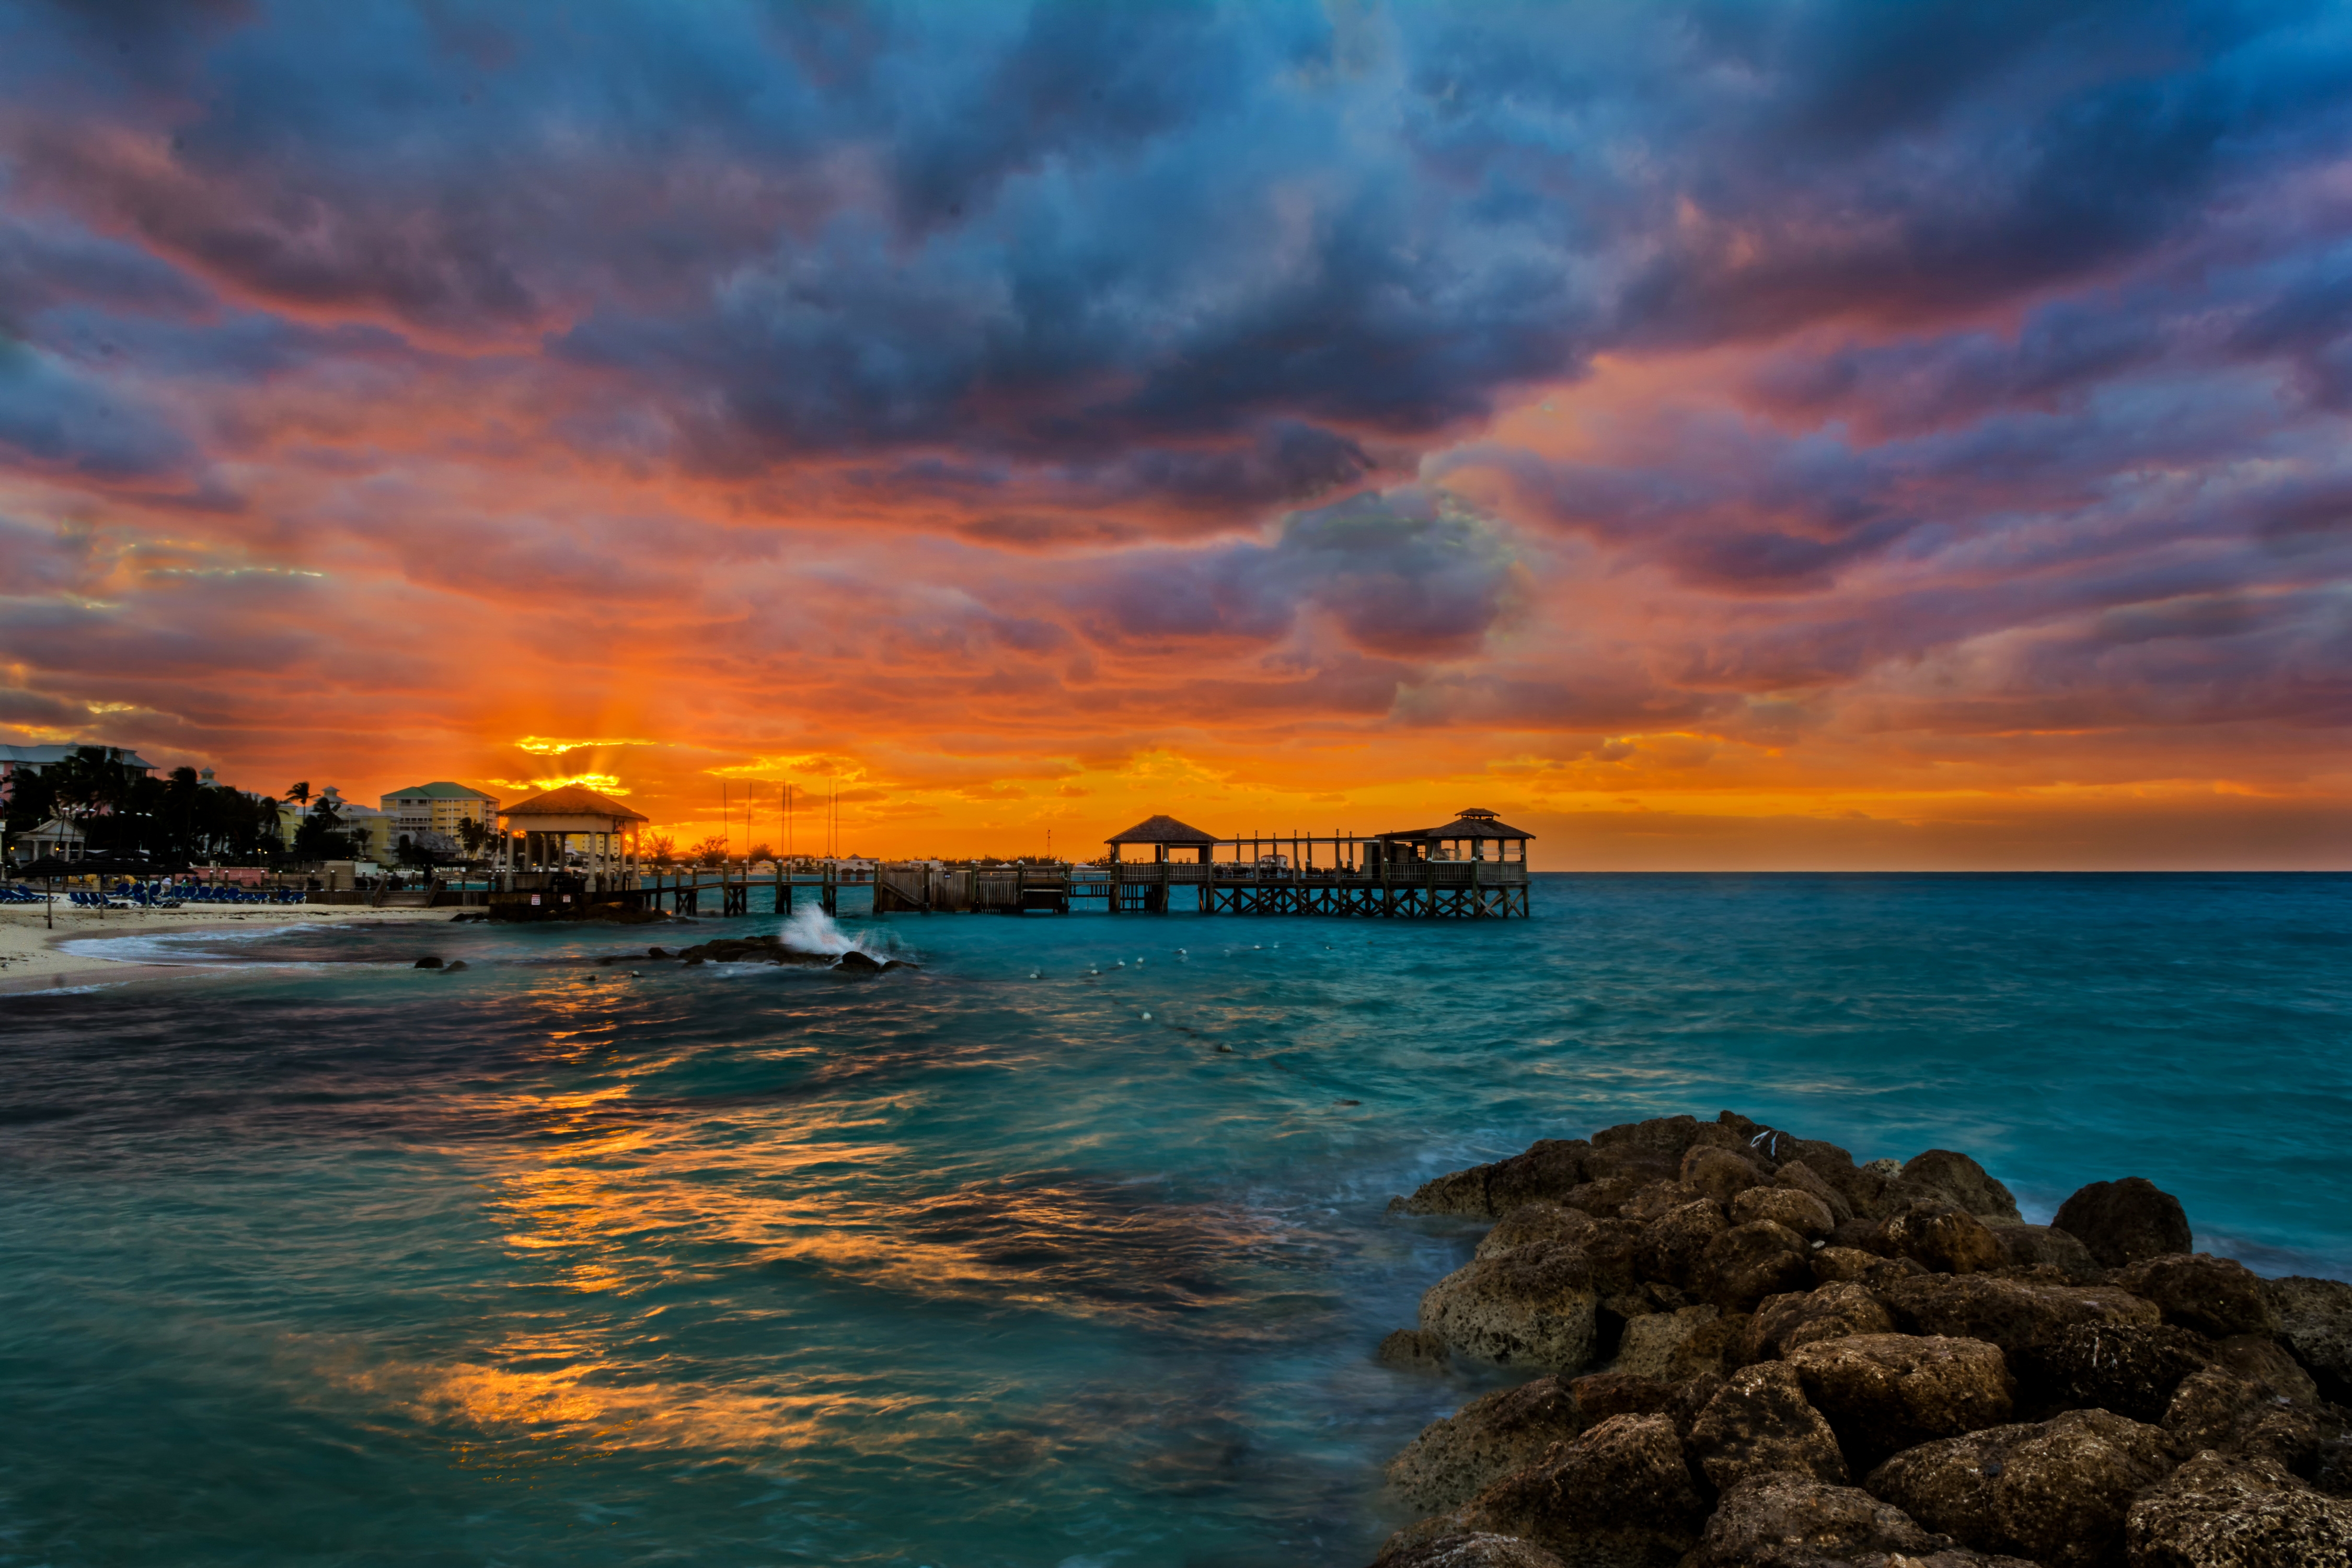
top-left (499, 785), bottom-right (649, 886)
top-left (1105, 813), bottom-right (1220, 863)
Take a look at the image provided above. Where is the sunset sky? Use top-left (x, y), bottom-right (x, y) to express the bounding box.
top-left (3, 1), bottom-right (2349, 868)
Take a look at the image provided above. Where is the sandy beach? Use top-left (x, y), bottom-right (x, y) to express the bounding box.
top-left (0, 903), bottom-right (459, 993)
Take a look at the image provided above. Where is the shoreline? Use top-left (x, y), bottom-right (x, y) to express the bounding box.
top-left (0, 904), bottom-right (458, 993)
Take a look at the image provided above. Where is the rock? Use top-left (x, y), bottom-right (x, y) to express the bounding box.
top-left (1574, 1218), bottom-right (1651, 1299)
top-left (2124, 1450), bottom-right (2352, 1567)
top-left (1987, 1221), bottom-right (2104, 1280)
top-left (1379, 1329), bottom-right (1453, 1373)
top-left (1559, 1175), bottom-right (1645, 1219)
top-left (2162, 1368), bottom-right (2346, 1478)
top-left (2212, 1334), bottom-right (2321, 1407)
top-left (1641, 1197), bottom-right (1730, 1290)
top-left (1620, 1179), bottom-right (1705, 1226)
top-left (412, 955), bottom-right (444, 969)
top-left (1881, 1203), bottom-right (2008, 1276)
top-left (1613, 1305), bottom-right (1743, 1385)
top-left (1745, 1281), bottom-right (1898, 1361)
top-left (1452, 1413), bottom-right (1707, 1565)
top-left (835, 949), bottom-right (885, 972)
top-left (1682, 1145), bottom-right (1766, 1206)
top-left (1881, 1272), bottom-right (2162, 1353)
top-left (1477, 1202), bottom-right (1599, 1261)
top-left (2015, 1322), bottom-right (2215, 1423)
top-left (1586, 1116), bottom-right (1711, 1184)
top-left (1814, 1246), bottom-right (1930, 1290)
top-left (1694, 1472), bottom-right (1998, 1568)
top-left (1397, 1166), bottom-right (1499, 1217)
top-left (1568, 1370), bottom-right (1676, 1426)
top-left (1891, 1150), bottom-right (2023, 1225)
top-left (2264, 1276), bottom-right (2352, 1405)
top-left (1732, 1185), bottom-right (1838, 1239)
top-left (1688, 1361), bottom-right (1852, 1492)
top-left (1388, 1376), bottom-right (1581, 1512)
top-left (1488, 1139), bottom-right (1599, 1214)
top-left (1773, 1159), bottom-right (1858, 1226)
top-left (1788, 1333), bottom-right (2016, 1472)
top-left (646, 946), bottom-right (670, 958)
top-left (1421, 1244), bottom-right (1600, 1370)
top-left (1864, 1408), bottom-right (2176, 1568)
top-left (1374, 1534), bottom-right (1568, 1568)
top-left (2054, 1177), bottom-right (2194, 1269)
top-left (1700, 1219), bottom-right (1816, 1311)
top-left (683, 954), bottom-right (705, 966)
top-left (2117, 1254), bottom-right (2280, 1339)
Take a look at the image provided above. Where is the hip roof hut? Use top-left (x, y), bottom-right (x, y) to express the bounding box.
top-left (1105, 813), bottom-right (1220, 863)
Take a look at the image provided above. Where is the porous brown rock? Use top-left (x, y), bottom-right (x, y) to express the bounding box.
top-left (1585, 1116), bottom-right (1710, 1185)
top-left (2117, 1254), bottom-right (2280, 1340)
top-left (1772, 1158), bottom-right (1858, 1226)
top-left (2265, 1275), bottom-right (2352, 1405)
top-left (1744, 1281), bottom-right (1898, 1362)
top-left (2161, 1367), bottom-right (2346, 1479)
top-left (2054, 1176), bottom-right (2193, 1269)
top-left (1700, 1219), bottom-right (1816, 1310)
top-left (1788, 1333), bottom-right (2015, 1471)
top-left (1620, 1179), bottom-right (1704, 1226)
top-left (2211, 1333), bottom-right (2321, 1407)
top-left (2014, 1321), bottom-right (2215, 1422)
top-left (1813, 1245), bottom-right (1929, 1290)
top-left (1687, 1361), bottom-right (1851, 1492)
top-left (1640, 1197), bottom-right (1730, 1290)
top-left (1732, 1185), bottom-right (1838, 1239)
top-left (1559, 1175), bottom-right (1646, 1219)
top-left (1682, 1145), bottom-right (1766, 1206)
top-left (1864, 1408), bottom-right (2177, 1568)
top-left (1421, 1244), bottom-right (1599, 1369)
top-left (1477, 1202), bottom-right (1600, 1261)
top-left (1374, 1533), bottom-right (1569, 1568)
top-left (1880, 1271), bottom-right (2162, 1353)
top-left (1613, 1305), bottom-right (1744, 1384)
top-left (2124, 1450), bottom-right (2352, 1567)
top-left (1890, 1150), bottom-right (2024, 1225)
top-left (1388, 1376), bottom-right (1581, 1512)
top-left (1451, 1413), bottom-right (1707, 1566)
top-left (1693, 1472), bottom-right (2031, 1568)
top-left (1487, 1140), bottom-right (1598, 1215)
top-left (1380, 1328), bottom-right (1454, 1372)
top-left (1988, 1221), bottom-right (2104, 1281)
top-left (1880, 1203), bottom-right (2008, 1276)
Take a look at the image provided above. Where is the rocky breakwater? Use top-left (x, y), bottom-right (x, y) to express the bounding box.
top-left (640, 937), bottom-right (915, 973)
top-left (1373, 1112), bottom-right (2352, 1568)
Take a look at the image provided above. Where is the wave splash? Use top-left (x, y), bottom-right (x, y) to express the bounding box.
top-left (778, 905), bottom-right (889, 959)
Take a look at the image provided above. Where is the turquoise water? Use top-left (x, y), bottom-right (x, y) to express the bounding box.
top-left (2, 873), bottom-right (2347, 1566)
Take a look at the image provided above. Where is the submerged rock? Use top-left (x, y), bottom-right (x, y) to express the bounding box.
top-left (2054, 1176), bottom-right (2194, 1268)
top-left (1864, 1408), bottom-right (2176, 1568)
top-left (1378, 1329), bottom-right (1452, 1374)
top-left (412, 955), bottom-right (443, 968)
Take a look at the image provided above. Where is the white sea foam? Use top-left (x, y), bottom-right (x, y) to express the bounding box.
top-left (778, 905), bottom-right (887, 958)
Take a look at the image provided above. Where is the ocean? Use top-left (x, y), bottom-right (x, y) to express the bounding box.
top-left (2, 873), bottom-right (2346, 1566)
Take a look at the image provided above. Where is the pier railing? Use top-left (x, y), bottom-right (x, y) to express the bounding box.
top-left (873, 860), bottom-right (1528, 918)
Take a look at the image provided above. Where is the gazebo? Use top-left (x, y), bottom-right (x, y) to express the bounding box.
top-left (1371, 806), bottom-right (1533, 866)
top-left (1105, 813), bottom-right (1220, 864)
top-left (498, 785), bottom-right (648, 889)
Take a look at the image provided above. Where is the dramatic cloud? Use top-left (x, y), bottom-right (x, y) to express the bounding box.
top-left (1, 0), bottom-right (2348, 866)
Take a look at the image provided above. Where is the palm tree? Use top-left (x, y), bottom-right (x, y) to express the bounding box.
top-left (284, 781), bottom-right (311, 811)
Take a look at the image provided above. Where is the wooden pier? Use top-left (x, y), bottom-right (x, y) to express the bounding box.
top-left (872, 808), bottom-right (1531, 919)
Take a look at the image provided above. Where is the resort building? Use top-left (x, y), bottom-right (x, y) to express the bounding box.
top-left (381, 781), bottom-right (498, 843)
top-left (0, 743), bottom-right (158, 790)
